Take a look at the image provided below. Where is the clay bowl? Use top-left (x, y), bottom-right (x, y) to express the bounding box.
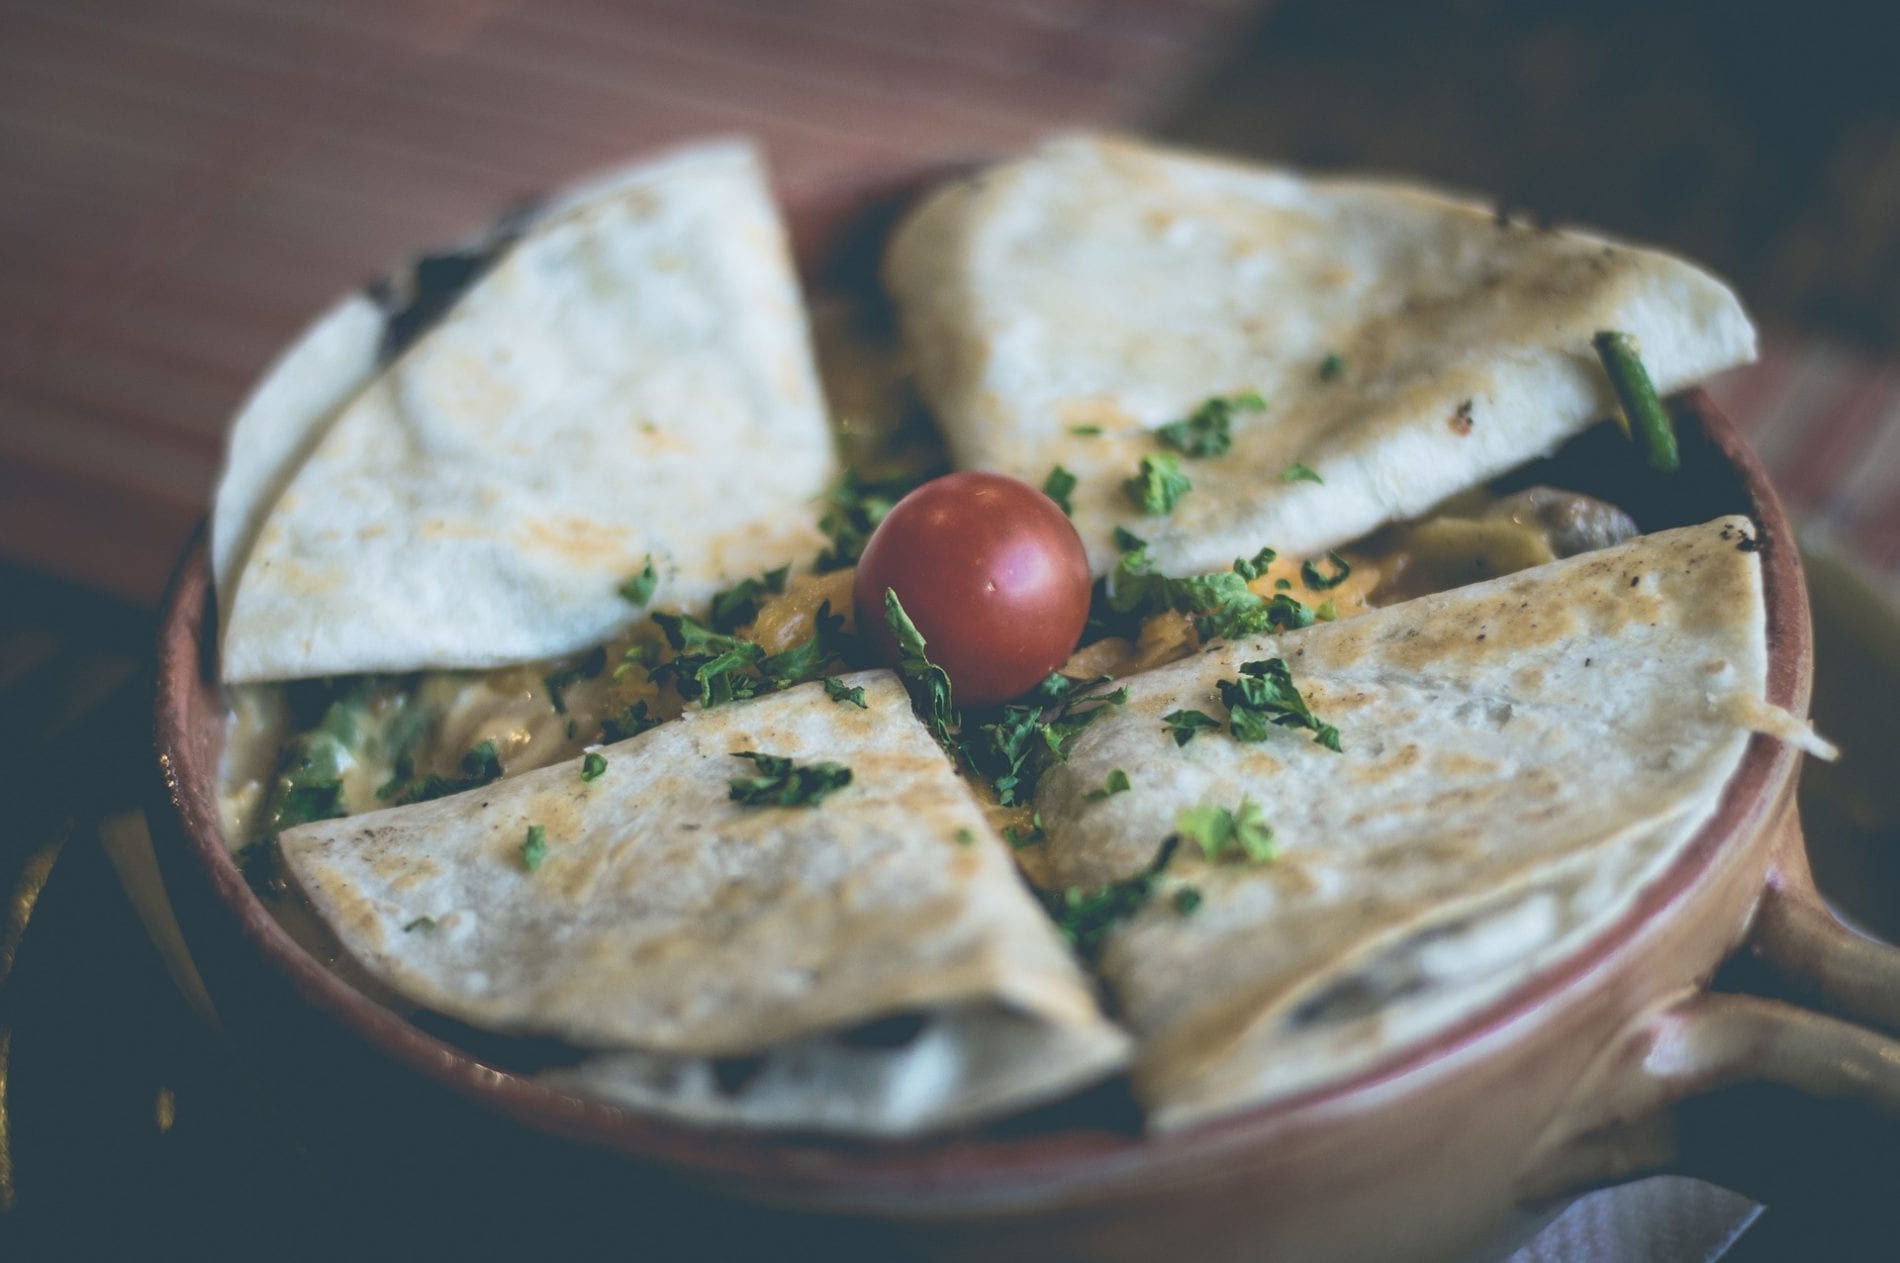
top-left (149, 164), bottom-right (1900, 1261)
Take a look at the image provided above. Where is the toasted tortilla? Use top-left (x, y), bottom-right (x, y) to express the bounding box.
top-left (210, 294), bottom-right (384, 606)
top-left (884, 135), bottom-right (1756, 572)
top-left (219, 140), bottom-right (837, 683)
top-left (1030, 518), bottom-right (1803, 1128)
top-left (279, 672), bottom-right (1129, 1136)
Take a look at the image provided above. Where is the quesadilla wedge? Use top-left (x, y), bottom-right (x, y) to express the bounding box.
top-left (883, 134), bottom-right (1755, 572)
top-left (219, 140), bottom-right (837, 683)
top-left (278, 671), bottom-right (1130, 1136)
top-left (1029, 517), bottom-right (1822, 1128)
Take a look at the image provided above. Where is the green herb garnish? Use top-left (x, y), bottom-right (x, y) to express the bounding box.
top-left (1086, 768), bottom-right (1131, 801)
top-left (1043, 838), bottom-right (1177, 958)
top-left (580, 751), bottom-right (608, 782)
top-left (884, 589), bottom-right (958, 752)
top-left (618, 557), bottom-right (659, 606)
top-left (1232, 546), bottom-right (1278, 581)
top-left (1593, 330), bottom-right (1679, 472)
top-left (756, 602), bottom-right (843, 688)
top-left (1001, 824), bottom-right (1039, 849)
top-left (403, 916), bottom-right (437, 933)
top-left (1101, 535), bottom-right (1314, 643)
top-left (954, 827), bottom-right (977, 847)
top-left (520, 825), bottom-right (548, 872)
top-left (1155, 391), bottom-right (1263, 458)
top-left (1318, 352), bottom-right (1346, 382)
top-left (1069, 424), bottom-right (1103, 437)
top-left (726, 751), bottom-right (853, 808)
top-left (1217, 658), bottom-right (1341, 751)
top-left (816, 468), bottom-right (924, 571)
top-left (600, 700), bottom-right (662, 743)
top-left (1177, 797), bottom-right (1276, 863)
top-left (1042, 464), bottom-right (1078, 516)
top-left (1162, 709), bottom-right (1221, 746)
top-left (647, 611), bottom-right (762, 706)
top-left (708, 565), bottom-right (791, 634)
top-left (1282, 462), bottom-right (1324, 484)
top-left (1122, 452), bottom-right (1192, 515)
top-left (823, 676), bottom-right (867, 708)
top-left (961, 681), bottom-right (1126, 807)
top-left (378, 738), bottom-right (506, 807)
top-left (1172, 886), bottom-right (1204, 915)
top-left (543, 646), bottom-right (607, 715)
top-left (1300, 551), bottom-right (1352, 590)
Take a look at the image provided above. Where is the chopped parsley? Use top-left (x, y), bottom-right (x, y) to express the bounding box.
top-left (271, 783), bottom-right (344, 833)
top-left (1282, 462), bottom-right (1324, 484)
top-left (726, 751), bottom-right (853, 808)
top-left (755, 602), bottom-right (843, 688)
top-left (822, 676), bottom-right (867, 708)
top-left (1318, 352), bottom-right (1346, 382)
top-left (1316, 599), bottom-right (1338, 622)
top-left (403, 916), bottom-right (437, 933)
top-left (960, 679), bottom-right (1127, 807)
top-left (1043, 838), bottom-right (1177, 959)
top-left (519, 824), bottom-right (548, 872)
top-left (954, 827), bottom-right (977, 847)
top-left (1122, 452), bottom-right (1192, 515)
top-left (1042, 464), bottom-right (1078, 516)
top-left (708, 565), bottom-right (790, 634)
top-left (259, 688), bottom-right (374, 836)
top-left (1162, 709), bottom-right (1221, 746)
top-left (600, 700), bottom-right (662, 743)
top-left (1172, 886), bottom-right (1204, 915)
top-left (1100, 534), bottom-right (1316, 643)
top-left (1155, 391), bottom-right (1263, 458)
top-left (543, 646), bottom-right (607, 715)
top-left (1232, 546), bottom-right (1278, 581)
top-left (463, 740), bottom-right (503, 780)
top-left (1177, 797), bottom-right (1276, 863)
top-left (883, 589), bottom-right (958, 752)
top-left (1300, 552), bottom-right (1352, 591)
top-left (580, 751), bottom-right (608, 782)
top-left (817, 468), bottom-right (923, 572)
top-left (1069, 424), bottom-right (1103, 437)
top-left (618, 557), bottom-right (659, 606)
top-left (1086, 768), bottom-right (1131, 801)
top-left (1004, 822), bottom-right (1044, 849)
top-left (377, 739), bottom-right (506, 806)
top-left (1217, 658), bottom-right (1342, 752)
top-left (647, 602), bottom-right (841, 708)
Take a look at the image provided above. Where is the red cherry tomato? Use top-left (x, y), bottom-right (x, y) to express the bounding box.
top-left (855, 472), bottom-right (1092, 707)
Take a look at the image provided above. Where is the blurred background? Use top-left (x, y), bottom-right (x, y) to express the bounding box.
top-left (3, 1), bottom-right (1898, 1258)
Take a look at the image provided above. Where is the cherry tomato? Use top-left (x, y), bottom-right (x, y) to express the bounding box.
top-left (854, 471), bottom-right (1093, 707)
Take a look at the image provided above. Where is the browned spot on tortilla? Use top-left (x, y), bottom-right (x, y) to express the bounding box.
top-left (1431, 751), bottom-right (1500, 778)
top-left (1449, 399), bottom-right (1475, 435)
top-left (514, 514), bottom-right (638, 568)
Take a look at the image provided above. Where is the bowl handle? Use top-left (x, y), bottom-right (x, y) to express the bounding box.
top-left (1521, 849), bottom-right (1900, 1210)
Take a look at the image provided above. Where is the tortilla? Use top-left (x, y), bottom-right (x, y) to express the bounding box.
top-left (219, 139), bottom-right (837, 684)
top-left (883, 135), bottom-right (1756, 572)
top-left (209, 294), bottom-right (384, 605)
top-left (278, 671), bottom-right (1129, 1136)
top-left (1030, 517), bottom-right (1807, 1129)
